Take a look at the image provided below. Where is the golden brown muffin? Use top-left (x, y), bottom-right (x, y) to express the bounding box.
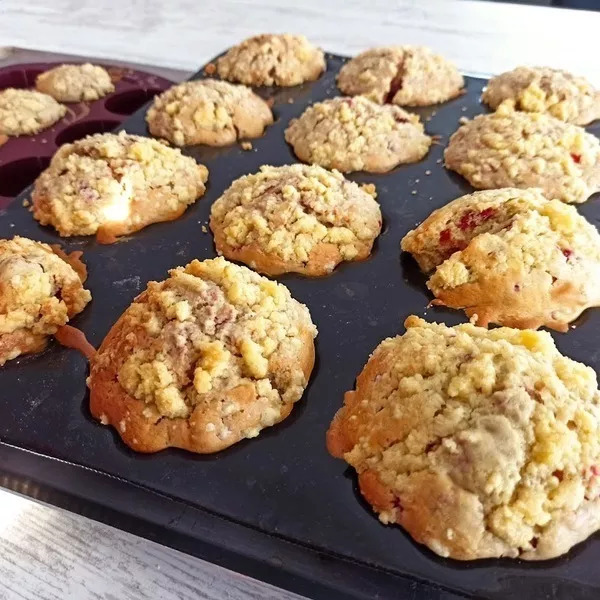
top-left (0, 88), bottom-right (66, 136)
top-left (327, 316), bottom-right (600, 561)
top-left (482, 66), bottom-right (600, 125)
top-left (401, 188), bottom-right (600, 331)
top-left (210, 164), bottom-right (382, 276)
top-left (216, 34), bottom-right (325, 87)
top-left (89, 257), bottom-right (317, 453)
top-left (36, 63), bottom-right (115, 102)
top-left (146, 80), bottom-right (273, 146)
top-left (0, 236), bottom-right (91, 365)
top-left (32, 131), bottom-right (208, 242)
top-left (444, 105), bottom-right (600, 204)
top-left (285, 96), bottom-right (431, 173)
top-left (337, 45), bottom-right (464, 106)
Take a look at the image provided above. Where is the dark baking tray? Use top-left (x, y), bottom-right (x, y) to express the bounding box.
top-left (0, 61), bottom-right (173, 208)
top-left (1, 52), bottom-right (600, 600)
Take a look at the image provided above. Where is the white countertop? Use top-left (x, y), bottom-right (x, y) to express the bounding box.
top-left (2, 1), bottom-right (600, 599)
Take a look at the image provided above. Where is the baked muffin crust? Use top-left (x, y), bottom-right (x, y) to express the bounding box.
top-left (32, 131), bottom-right (208, 241)
top-left (328, 316), bottom-right (600, 560)
top-left (210, 164), bottom-right (382, 276)
top-left (89, 257), bottom-right (317, 453)
top-left (0, 236), bottom-right (91, 365)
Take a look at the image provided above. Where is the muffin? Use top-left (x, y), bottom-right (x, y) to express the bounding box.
top-left (32, 131), bottom-right (208, 242)
top-left (216, 34), bottom-right (325, 87)
top-left (337, 45), bottom-right (464, 106)
top-left (401, 188), bottom-right (600, 331)
top-left (36, 63), bottom-right (115, 102)
top-left (0, 236), bottom-right (91, 365)
top-left (0, 88), bottom-right (66, 136)
top-left (444, 105), bottom-right (600, 203)
top-left (327, 316), bottom-right (600, 560)
top-left (146, 79), bottom-right (273, 146)
top-left (210, 164), bottom-right (382, 276)
top-left (482, 66), bottom-right (600, 125)
top-left (285, 96), bottom-right (431, 173)
top-left (89, 257), bottom-right (317, 453)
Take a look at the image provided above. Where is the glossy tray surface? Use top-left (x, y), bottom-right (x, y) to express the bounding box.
top-left (1, 53), bottom-right (600, 600)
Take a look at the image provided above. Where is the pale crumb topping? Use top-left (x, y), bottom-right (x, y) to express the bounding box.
top-left (216, 33), bottom-right (325, 87)
top-left (337, 45), bottom-right (464, 107)
top-left (0, 88), bottom-right (66, 136)
top-left (210, 164), bottom-right (382, 272)
top-left (483, 66), bottom-right (600, 125)
top-left (95, 258), bottom-right (316, 441)
top-left (444, 107), bottom-right (600, 203)
top-left (36, 63), bottom-right (115, 102)
top-left (335, 316), bottom-right (600, 559)
top-left (0, 236), bottom-right (91, 365)
top-left (146, 79), bottom-right (273, 147)
top-left (402, 188), bottom-right (600, 330)
top-left (32, 131), bottom-right (208, 237)
top-left (285, 96), bottom-right (431, 173)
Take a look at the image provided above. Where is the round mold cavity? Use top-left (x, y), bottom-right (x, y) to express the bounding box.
top-left (0, 156), bottom-right (50, 196)
top-left (55, 119), bottom-right (121, 146)
top-left (105, 88), bottom-right (163, 115)
top-left (0, 68), bottom-right (45, 91)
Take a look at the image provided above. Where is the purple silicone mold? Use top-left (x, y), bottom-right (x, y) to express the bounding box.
top-left (0, 62), bottom-right (173, 209)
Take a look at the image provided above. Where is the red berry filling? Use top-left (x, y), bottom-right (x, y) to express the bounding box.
top-left (571, 153), bottom-right (582, 164)
top-left (458, 207), bottom-right (497, 231)
top-left (439, 228), bottom-right (453, 244)
top-left (391, 496), bottom-right (403, 511)
top-left (562, 248), bottom-right (573, 260)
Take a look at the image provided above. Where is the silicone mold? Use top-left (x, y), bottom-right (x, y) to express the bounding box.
top-left (0, 62), bottom-right (172, 208)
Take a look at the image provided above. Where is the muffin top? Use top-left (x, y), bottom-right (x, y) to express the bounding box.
top-left (0, 236), bottom-right (91, 365)
top-left (32, 131), bottom-right (208, 241)
top-left (89, 257), bottom-right (317, 453)
top-left (216, 34), bottom-right (325, 87)
top-left (210, 164), bottom-right (382, 276)
top-left (444, 105), bottom-right (600, 203)
top-left (483, 66), bottom-right (600, 125)
top-left (146, 79), bottom-right (273, 146)
top-left (328, 316), bottom-right (600, 560)
top-left (36, 63), bottom-right (115, 102)
top-left (337, 45), bottom-right (464, 106)
top-left (402, 187), bottom-right (600, 331)
top-left (285, 96), bottom-right (431, 173)
top-left (0, 88), bottom-right (66, 136)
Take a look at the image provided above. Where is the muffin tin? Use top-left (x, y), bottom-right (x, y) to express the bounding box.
top-left (0, 62), bottom-right (173, 208)
top-left (1, 52), bottom-right (600, 600)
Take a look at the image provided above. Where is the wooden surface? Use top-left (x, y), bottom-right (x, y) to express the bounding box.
top-left (2, 1), bottom-right (600, 599)
top-left (2, 0), bottom-right (600, 83)
top-left (0, 488), bottom-right (303, 600)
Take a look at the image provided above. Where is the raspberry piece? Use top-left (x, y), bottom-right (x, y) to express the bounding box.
top-left (439, 228), bottom-right (453, 244)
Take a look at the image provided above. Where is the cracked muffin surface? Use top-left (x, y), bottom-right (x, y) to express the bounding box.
top-left (401, 188), bottom-right (600, 331)
top-left (285, 96), bottom-right (431, 173)
top-left (36, 63), bottom-right (115, 102)
top-left (89, 257), bottom-right (317, 453)
top-left (337, 45), bottom-right (464, 107)
top-left (216, 33), bottom-right (325, 87)
top-left (210, 164), bottom-right (382, 276)
top-left (0, 88), bottom-right (66, 136)
top-left (0, 236), bottom-right (91, 365)
top-left (32, 131), bottom-right (208, 242)
top-left (327, 316), bottom-right (600, 561)
top-left (146, 79), bottom-right (273, 146)
top-left (482, 66), bottom-right (600, 125)
top-left (444, 105), bottom-right (600, 204)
